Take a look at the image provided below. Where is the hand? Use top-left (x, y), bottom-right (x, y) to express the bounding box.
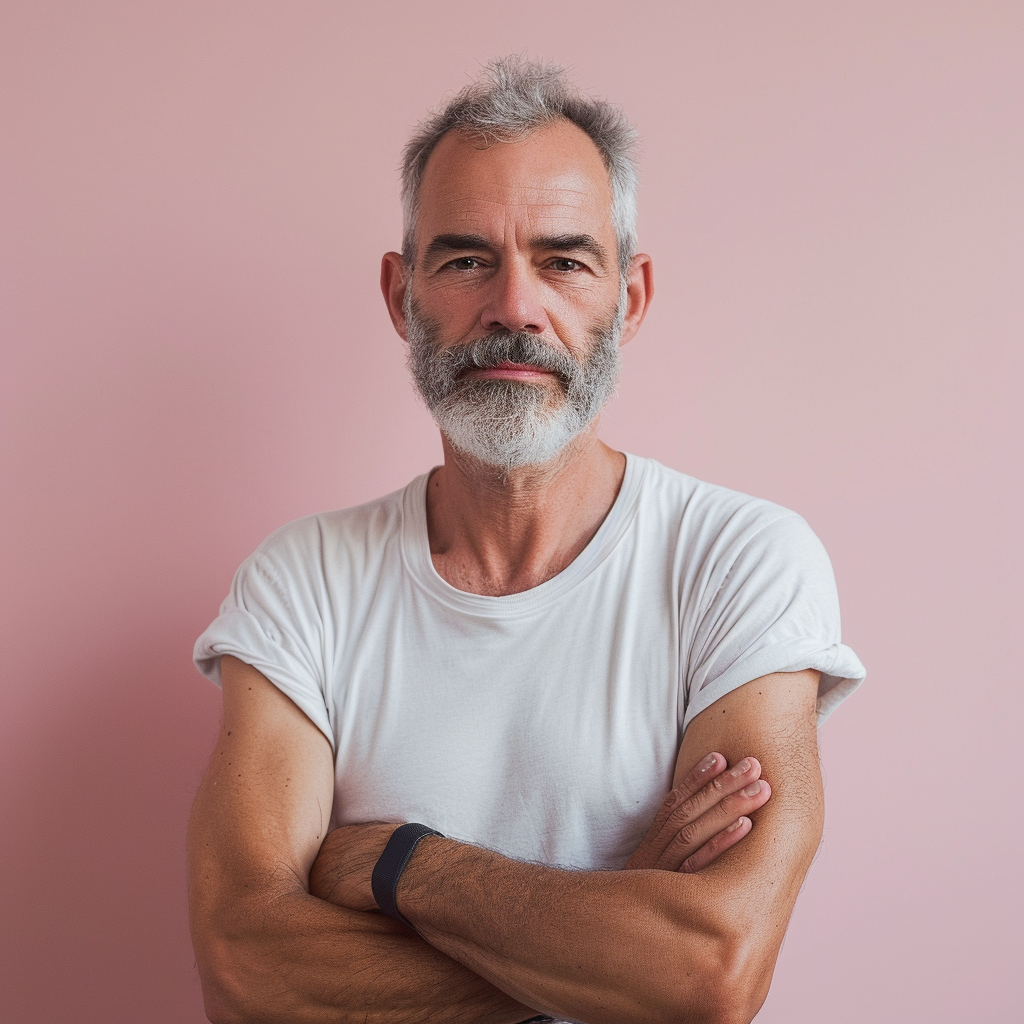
top-left (626, 752), bottom-right (771, 872)
top-left (308, 821), bottom-right (399, 913)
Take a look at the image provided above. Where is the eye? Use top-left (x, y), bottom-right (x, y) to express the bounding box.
top-left (445, 257), bottom-right (482, 271)
top-left (549, 258), bottom-right (584, 272)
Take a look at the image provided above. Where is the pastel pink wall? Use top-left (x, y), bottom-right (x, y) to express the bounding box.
top-left (2, 3), bottom-right (1020, 1021)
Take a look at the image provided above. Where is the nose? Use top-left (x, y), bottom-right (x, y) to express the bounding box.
top-left (479, 259), bottom-right (550, 335)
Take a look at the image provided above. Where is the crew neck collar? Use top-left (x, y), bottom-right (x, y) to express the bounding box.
top-left (400, 453), bottom-right (646, 616)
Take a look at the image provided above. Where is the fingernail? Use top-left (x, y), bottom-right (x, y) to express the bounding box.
top-left (742, 781), bottom-right (762, 796)
top-left (731, 759), bottom-right (751, 777)
top-left (726, 818), bottom-right (746, 832)
top-left (698, 753), bottom-right (717, 772)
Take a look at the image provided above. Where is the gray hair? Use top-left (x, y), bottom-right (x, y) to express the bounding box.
top-left (401, 56), bottom-right (639, 275)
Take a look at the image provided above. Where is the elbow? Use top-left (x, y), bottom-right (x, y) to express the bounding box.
top-left (195, 938), bottom-right (268, 1024)
top-left (694, 938), bottom-right (774, 1024)
top-left (201, 987), bottom-right (248, 1024)
top-left (689, 981), bottom-right (766, 1024)
top-left (648, 931), bottom-right (774, 1024)
top-left (193, 925), bottom-right (301, 1024)
top-left (198, 976), bottom-right (250, 1024)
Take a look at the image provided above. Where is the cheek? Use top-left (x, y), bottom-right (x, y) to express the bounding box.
top-left (416, 288), bottom-right (481, 337)
top-left (547, 291), bottom-right (621, 350)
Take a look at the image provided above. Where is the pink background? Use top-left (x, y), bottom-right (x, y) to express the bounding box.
top-left (2, 3), bottom-right (1020, 1021)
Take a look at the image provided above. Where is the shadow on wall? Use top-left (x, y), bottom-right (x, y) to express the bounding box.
top-left (1, 625), bottom-right (218, 1024)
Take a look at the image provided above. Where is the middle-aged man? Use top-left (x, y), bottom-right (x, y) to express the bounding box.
top-left (189, 57), bottom-right (865, 1024)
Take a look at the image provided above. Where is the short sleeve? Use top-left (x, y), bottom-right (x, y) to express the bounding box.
top-left (193, 538), bottom-right (334, 750)
top-left (682, 513), bottom-right (865, 731)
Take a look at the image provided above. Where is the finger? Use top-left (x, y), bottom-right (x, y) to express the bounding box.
top-left (678, 817), bottom-right (752, 874)
top-left (675, 751), bottom-right (729, 803)
top-left (645, 753), bottom-right (727, 840)
top-left (627, 754), bottom-right (729, 868)
top-left (656, 779), bottom-right (771, 871)
top-left (646, 757), bottom-right (762, 863)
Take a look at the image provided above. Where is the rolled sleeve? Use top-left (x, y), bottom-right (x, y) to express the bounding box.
top-left (194, 544), bottom-right (334, 750)
top-left (683, 514), bottom-right (865, 731)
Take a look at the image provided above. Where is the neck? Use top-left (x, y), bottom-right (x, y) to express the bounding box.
top-left (425, 423), bottom-right (626, 596)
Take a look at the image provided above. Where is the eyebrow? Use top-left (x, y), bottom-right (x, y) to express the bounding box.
top-left (531, 234), bottom-right (610, 271)
top-left (421, 232), bottom-right (611, 271)
top-left (422, 234), bottom-right (493, 265)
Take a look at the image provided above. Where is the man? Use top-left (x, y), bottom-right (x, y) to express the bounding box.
top-left (189, 57), bottom-right (864, 1024)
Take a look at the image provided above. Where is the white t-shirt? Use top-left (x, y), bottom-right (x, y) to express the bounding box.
top-left (194, 454), bottom-right (864, 870)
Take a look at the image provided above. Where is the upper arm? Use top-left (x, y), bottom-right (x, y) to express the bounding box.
top-left (188, 655), bottom-right (335, 936)
top-left (188, 659), bottom-right (537, 1023)
top-left (671, 670), bottom-right (824, 1008)
top-left (676, 669), bottom-right (822, 810)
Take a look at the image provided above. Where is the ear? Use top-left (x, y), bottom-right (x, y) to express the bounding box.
top-left (380, 252), bottom-right (410, 340)
top-left (618, 253), bottom-right (654, 347)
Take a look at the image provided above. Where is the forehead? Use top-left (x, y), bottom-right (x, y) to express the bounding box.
top-left (415, 119), bottom-right (615, 246)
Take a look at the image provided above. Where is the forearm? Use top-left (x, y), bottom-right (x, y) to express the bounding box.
top-left (310, 748), bottom-right (813, 1024)
top-left (397, 840), bottom-right (735, 1024)
top-left (191, 883), bottom-right (535, 1024)
top-left (364, 744), bottom-right (819, 1024)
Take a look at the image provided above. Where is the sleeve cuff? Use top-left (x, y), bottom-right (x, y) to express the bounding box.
top-left (682, 636), bottom-right (866, 732)
top-left (193, 607), bottom-right (335, 752)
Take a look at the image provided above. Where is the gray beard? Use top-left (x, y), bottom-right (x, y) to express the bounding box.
top-left (405, 295), bottom-right (623, 472)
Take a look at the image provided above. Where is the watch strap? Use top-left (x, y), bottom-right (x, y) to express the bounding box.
top-left (370, 822), bottom-right (443, 926)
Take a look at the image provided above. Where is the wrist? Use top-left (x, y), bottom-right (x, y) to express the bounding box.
top-left (371, 823), bottom-right (445, 927)
top-left (309, 822), bottom-right (398, 912)
top-left (393, 832), bottom-right (477, 933)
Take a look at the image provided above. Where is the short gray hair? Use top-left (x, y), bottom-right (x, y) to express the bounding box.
top-left (401, 56), bottom-right (639, 274)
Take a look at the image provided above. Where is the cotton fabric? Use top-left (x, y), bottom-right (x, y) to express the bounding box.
top-left (194, 454), bottom-right (864, 869)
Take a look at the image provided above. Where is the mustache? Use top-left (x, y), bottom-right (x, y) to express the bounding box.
top-left (426, 331), bottom-right (579, 386)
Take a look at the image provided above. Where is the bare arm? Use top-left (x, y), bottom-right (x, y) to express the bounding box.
top-left (311, 671), bottom-right (823, 1024)
top-left (187, 655), bottom-right (535, 1024)
top-left (188, 656), bottom-right (762, 1023)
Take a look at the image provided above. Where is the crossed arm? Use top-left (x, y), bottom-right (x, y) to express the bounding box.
top-left (188, 656), bottom-right (823, 1024)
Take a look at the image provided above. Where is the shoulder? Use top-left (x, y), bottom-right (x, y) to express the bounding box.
top-left (632, 456), bottom-right (839, 635)
top-left (628, 457), bottom-right (863, 725)
top-left (244, 480), bottom-right (415, 585)
top-left (195, 480), bottom-right (419, 692)
top-left (632, 455), bottom-right (816, 560)
top-left (220, 480), bottom-right (420, 632)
